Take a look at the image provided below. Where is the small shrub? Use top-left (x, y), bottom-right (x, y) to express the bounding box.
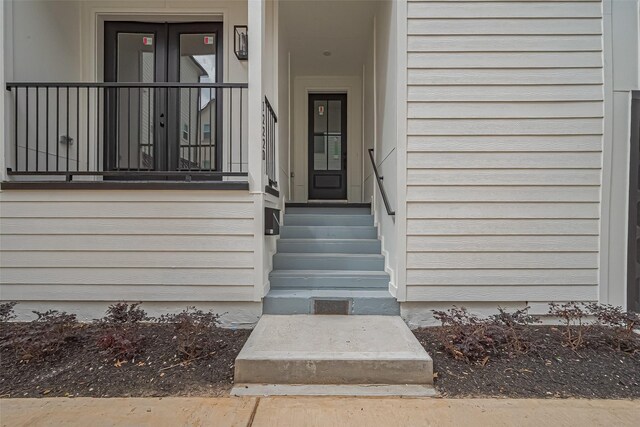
top-left (432, 306), bottom-right (540, 364)
top-left (585, 303), bottom-right (640, 353)
top-left (8, 310), bottom-right (82, 361)
top-left (432, 306), bottom-right (504, 363)
top-left (0, 302), bottom-right (17, 322)
top-left (96, 302), bottom-right (147, 361)
top-left (159, 307), bottom-right (220, 362)
top-left (101, 302), bottom-right (148, 324)
top-left (491, 306), bottom-right (540, 354)
top-left (548, 302), bottom-right (589, 350)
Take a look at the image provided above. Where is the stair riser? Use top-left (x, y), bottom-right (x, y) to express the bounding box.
top-left (273, 255), bottom-right (384, 271)
top-left (283, 214), bottom-right (374, 226)
top-left (280, 227), bottom-right (377, 239)
top-left (286, 207), bottom-right (371, 215)
top-left (277, 240), bottom-right (381, 254)
top-left (269, 275), bottom-right (389, 289)
top-left (262, 296), bottom-right (400, 316)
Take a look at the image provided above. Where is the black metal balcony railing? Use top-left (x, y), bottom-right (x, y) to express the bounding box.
top-left (263, 96), bottom-right (278, 188)
top-left (5, 82), bottom-right (248, 181)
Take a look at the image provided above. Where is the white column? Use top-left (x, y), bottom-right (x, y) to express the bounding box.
top-left (248, 0), bottom-right (265, 193)
top-left (0, 0), bottom-right (7, 182)
top-left (248, 0), bottom-right (267, 301)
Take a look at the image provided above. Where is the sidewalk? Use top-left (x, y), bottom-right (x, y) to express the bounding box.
top-left (1, 396), bottom-right (638, 427)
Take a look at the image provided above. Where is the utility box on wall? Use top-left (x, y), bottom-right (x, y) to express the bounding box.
top-left (265, 207), bottom-right (280, 236)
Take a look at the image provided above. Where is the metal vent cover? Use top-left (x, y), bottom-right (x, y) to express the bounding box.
top-left (314, 299), bottom-right (350, 315)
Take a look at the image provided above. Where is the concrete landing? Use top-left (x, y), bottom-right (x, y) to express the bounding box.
top-left (233, 315), bottom-right (433, 394)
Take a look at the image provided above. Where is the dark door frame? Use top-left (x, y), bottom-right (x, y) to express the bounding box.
top-left (167, 22), bottom-right (224, 173)
top-left (307, 93), bottom-right (348, 200)
top-left (104, 22), bottom-right (168, 172)
top-left (103, 21), bottom-right (223, 174)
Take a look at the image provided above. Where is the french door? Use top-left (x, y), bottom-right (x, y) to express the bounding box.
top-left (104, 22), bottom-right (223, 174)
top-left (308, 94), bottom-right (348, 199)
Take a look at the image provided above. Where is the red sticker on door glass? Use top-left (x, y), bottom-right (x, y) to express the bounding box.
top-left (204, 36), bottom-right (214, 45)
top-left (143, 37), bottom-right (153, 46)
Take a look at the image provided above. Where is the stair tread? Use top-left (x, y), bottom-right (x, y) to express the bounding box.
top-left (284, 214), bottom-right (372, 218)
top-left (278, 238), bottom-right (380, 242)
top-left (282, 225), bottom-right (374, 228)
top-left (274, 253), bottom-right (384, 258)
top-left (270, 269), bottom-right (389, 276)
top-left (286, 203), bottom-right (370, 208)
top-left (266, 289), bottom-right (396, 297)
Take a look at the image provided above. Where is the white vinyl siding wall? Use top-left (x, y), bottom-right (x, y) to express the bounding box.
top-left (0, 191), bottom-right (256, 302)
top-left (405, 0), bottom-right (604, 303)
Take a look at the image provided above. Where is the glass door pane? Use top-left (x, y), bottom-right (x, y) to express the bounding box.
top-left (116, 33), bottom-right (155, 170)
top-left (178, 33), bottom-right (218, 170)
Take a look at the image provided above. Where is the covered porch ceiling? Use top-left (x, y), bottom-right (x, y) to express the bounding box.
top-left (280, 0), bottom-right (379, 76)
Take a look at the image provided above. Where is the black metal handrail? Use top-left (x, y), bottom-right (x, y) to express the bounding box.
top-left (5, 82), bottom-right (248, 181)
top-left (368, 148), bottom-right (395, 216)
top-left (263, 96), bottom-right (278, 188)
top-left (7, 82), bottom-right (247, 88)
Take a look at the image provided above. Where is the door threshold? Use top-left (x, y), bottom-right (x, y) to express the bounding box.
top-left (307, 199), bottom-right (348, 203)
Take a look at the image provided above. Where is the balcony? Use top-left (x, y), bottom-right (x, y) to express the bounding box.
top-left (4, 82), bottom-right (252, 189)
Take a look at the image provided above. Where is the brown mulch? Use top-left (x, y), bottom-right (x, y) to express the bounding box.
top-left (413, 326), bottom-right (640, 399)
top-left (0, 323), bottom-right (250, 398)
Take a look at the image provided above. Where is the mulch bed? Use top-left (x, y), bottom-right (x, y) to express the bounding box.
top-left (414, 326), bottom-right (640, 399)
top-left (0, 323), bottom-right (251, 398)
top-left (3, 320), bottom-right (639, 399)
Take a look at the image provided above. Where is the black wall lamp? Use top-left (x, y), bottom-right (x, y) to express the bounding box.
top-left (234, 25), bottom-right (248, 60)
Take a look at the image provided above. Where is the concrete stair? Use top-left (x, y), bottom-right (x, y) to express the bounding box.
top-left (232, 315), bottom-right (434, 396)
top-left (265, 203), bottom-right (399, 316)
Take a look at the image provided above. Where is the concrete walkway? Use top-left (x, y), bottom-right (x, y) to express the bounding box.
top-left (1, 397), bottom-right (638, 427)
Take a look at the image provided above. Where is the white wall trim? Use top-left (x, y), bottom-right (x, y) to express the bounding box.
top-left (0, 0), bottom-right (6, 183)
top-left (395, 0), bottom-right (408, 302)
top-left (600, 0), bottom-right (614, 304)
top-left (600, 0), bottom-right (639, 307)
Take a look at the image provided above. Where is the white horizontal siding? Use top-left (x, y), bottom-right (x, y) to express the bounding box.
top-left (0, 285), bottom-right (254, 302)
top-left (408, 2), bottom-right (602, 18)
top-left (407, 268), bottom-right (599, 286)
top-left (408, 52), bottom-right (603, 68)
top-left (405, 0), bottom-right (604, 304)
top-left (408, 35), bottom-right (603, 52)
top-left (0, 190), bottom-right (255, 302)
top-left (407, 235), bottom-right (599, 252)
top-left (408, 85), bottom-right (602, 102)
top-left (407, 135), bottom-right (603, 151)
top-left (407, 186), bottom-right (600, 202)
top-left (407, 170), bottom-right (601, 185)
top-left (409, 101), bottom-right (604, 119)
top-left (408, 18), bottom-right (602, 35)
top-left (407, 202), bottom-right (600, 219)
top-left (408, 68), bottom-right (604, 85)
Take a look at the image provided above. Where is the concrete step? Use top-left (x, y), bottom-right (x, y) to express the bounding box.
top-left (273, 253), bottom-right (385, 271)
top-left (283, 214), bottom-right (374, 226)
top-left (277, 239), bottom-right (381, 254)
top-left (233, 315), bottom-right (432, 387)
top-left (280, 226), bottom-right (377, 239)
top-left (286, 205), bottom-right (371, 215)
top-left (262, 289), bottom-right (400, 315)
top-left (269, 270), bottom-right (390, 289)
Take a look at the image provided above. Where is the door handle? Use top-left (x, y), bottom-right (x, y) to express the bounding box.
top-left (159, 113), bottom-right (165, 128)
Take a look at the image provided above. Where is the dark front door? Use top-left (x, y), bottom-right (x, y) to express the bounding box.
top-left (308, 94), bottom-right (347, 199)
top-left (104, 22), bottom-right (223, 174)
